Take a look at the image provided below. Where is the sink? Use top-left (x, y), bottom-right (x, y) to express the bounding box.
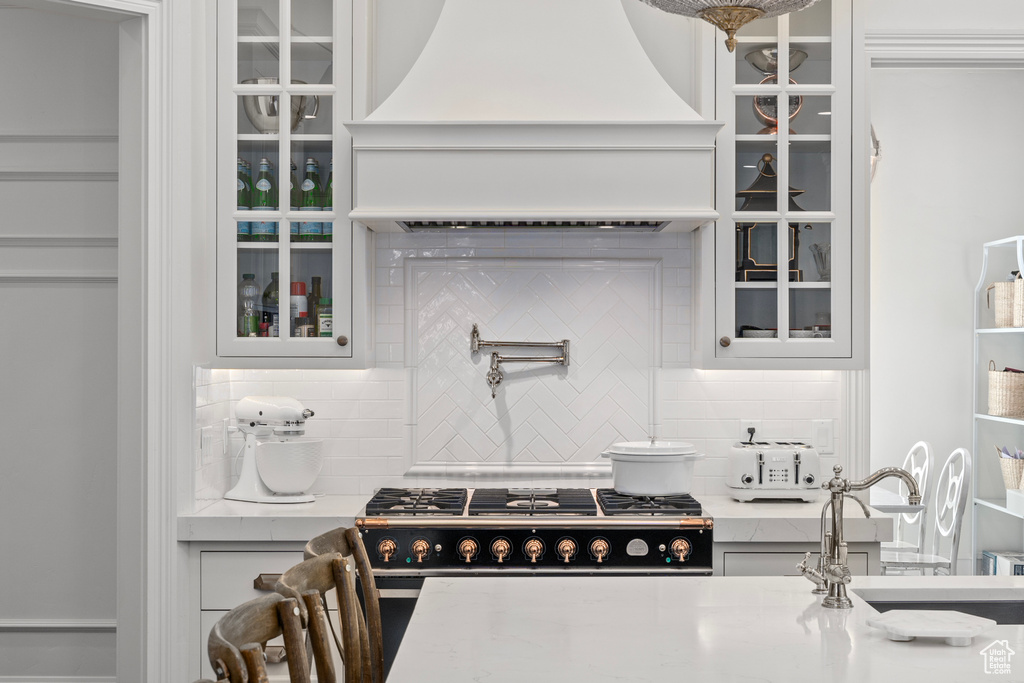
top-left (854, 587), bottom-right (1024, 625)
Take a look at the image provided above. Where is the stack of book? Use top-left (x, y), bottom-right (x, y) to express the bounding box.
top-left (981, 550), bottom-right (1024, 575)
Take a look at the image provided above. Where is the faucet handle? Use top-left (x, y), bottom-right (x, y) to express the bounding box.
top-left (796, 551), bottom-right (813, 573)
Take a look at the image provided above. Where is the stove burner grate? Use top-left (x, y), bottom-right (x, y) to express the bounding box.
top-left (469, 488), bottom-right (598, 516)
top-left (596, 489), bottom-right (703, 516)
top-left (365, 488), bottom-right (468, 516)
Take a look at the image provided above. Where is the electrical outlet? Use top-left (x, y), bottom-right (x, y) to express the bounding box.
top-left (812, 419), bottom-right (834, 454)
top-left (739, 419), bottom-right (762, 443)
top-left (200, 426), bottom-right (214, 464)
top-left (222, 418), bottom-right (230, 456)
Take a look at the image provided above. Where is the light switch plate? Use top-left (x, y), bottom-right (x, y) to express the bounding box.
top-left (813, 419), bottom-right (834, 454)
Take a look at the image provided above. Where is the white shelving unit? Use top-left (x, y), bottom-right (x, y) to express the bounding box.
top-left (972, 236), bottom-right (1024, 569)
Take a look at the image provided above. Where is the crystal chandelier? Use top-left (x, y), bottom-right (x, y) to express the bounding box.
top-left (637, 0), bottom-right (822, 52)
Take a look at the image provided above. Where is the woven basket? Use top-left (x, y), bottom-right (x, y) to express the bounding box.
top-left (988, 281), bottom-right (1016, 328)
top-left (1000, 458), bottom-right (1024, 489)
top-left (989, 361), bottom-right (1024, 417)
top-left (1014, 277), bottom-right (1024, 327)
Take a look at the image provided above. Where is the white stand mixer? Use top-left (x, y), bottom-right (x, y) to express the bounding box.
top-left (225, 396), bottom-right (321, 504)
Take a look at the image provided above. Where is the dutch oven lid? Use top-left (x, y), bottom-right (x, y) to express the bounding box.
top-left (604, 438), bottom-right (698, 457)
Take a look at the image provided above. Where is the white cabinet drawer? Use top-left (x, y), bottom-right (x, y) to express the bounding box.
top-left (722, 552), bottom-right (868, 577)
top-left (200, 550), bottom-right (304, 610)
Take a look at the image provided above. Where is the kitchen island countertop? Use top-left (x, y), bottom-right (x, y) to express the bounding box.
top-left (177, 492), bottom-right (891, 543)
top-left (389, 575), bottom-right (1024, 682)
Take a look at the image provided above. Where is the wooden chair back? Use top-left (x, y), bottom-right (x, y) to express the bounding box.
top-left (276, 552), bottom-right (359, 683)
top-left (206, 592), bottom-right (310, 683)
top-left (301, 527), bottom-right (384, 683)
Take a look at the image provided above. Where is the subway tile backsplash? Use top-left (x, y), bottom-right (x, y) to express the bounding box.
top-left (193, 231), bottom-right (841, 506)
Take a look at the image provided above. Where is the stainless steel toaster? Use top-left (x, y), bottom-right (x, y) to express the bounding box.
top-left (727, 441), bottom-right (822, 502)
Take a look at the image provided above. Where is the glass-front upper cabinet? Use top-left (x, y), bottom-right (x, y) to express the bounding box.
top-left (218, 0), bottom-right (355, 358)
top-left (709, 0), bottom-right (857, 365)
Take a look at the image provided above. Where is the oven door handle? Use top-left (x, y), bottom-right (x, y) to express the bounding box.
top-left (378, 588), bottom-right (421, 599)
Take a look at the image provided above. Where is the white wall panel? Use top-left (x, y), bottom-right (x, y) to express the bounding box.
top-left (0, 8), bottom-right (118, 131)
top-left (0, 5), bottom-right (118, 679)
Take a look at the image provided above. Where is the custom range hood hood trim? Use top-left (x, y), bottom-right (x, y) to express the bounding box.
top-left (346, 0), bottom-right (723, 233)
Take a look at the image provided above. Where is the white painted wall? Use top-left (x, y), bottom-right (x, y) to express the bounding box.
top-left (868, 68), bottom-right (1024, 567)
top-left (0, 5), bottom-right (119, 680)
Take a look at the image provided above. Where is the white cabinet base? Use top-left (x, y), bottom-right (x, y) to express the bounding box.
top-left (715, 541), bottom-right (880, 577)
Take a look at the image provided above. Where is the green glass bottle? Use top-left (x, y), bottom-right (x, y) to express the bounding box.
top-left (251, 157), bottom-right (277, 242)
top-left (322, 158), bottom-right (333, 243)
top-left (306, 276), bottom-right (323, 321)
top-left (289, 159), bottom-right (300, 211)
top-left (288, 159), bottom-right (300, 241)
top-left (317, 297), bottom-right (333, 337)
top-left (236, 157), bottom-right (250, 242)
top-left (297, 157), bottom-right (323, 242)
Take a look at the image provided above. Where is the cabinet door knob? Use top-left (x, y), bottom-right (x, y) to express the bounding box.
top-left (336, 335), bottom-right (349, 347)
top-left (720, 336), bottom-right (732, 347)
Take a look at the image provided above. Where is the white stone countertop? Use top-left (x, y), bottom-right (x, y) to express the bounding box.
top-left (177, 492), bottom-right (892, 543)
top-left (389, 575), bottom-right (1024, 683)
top-left (177, 494), bottom-right (367, 542)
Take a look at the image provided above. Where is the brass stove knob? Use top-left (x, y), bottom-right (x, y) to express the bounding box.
top-left (590, 539), bottom-right (610, 563)
top-left (670, 538), bottom-right (691, 562)
top-left (378, 539), bottom-right (397, 563)
top-left (524, 539), bottom-right (544, 563)
top-left (411, 539), bottom-right (430, 563)
top-left (557, 539), bottom-right (576, 563)
top-left (458, 538), bottom-right (478, 563)
top-left (491, 539), bottom-right (511, 563)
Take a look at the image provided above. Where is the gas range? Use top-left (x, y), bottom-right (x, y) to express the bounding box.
top-left (355, 487), bottom-right (714, 575)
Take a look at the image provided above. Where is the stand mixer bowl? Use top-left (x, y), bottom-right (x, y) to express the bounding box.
top-left (255, 439), bottom-right (324, 494)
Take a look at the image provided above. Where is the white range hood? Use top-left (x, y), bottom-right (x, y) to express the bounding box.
top-left (345, 0), bottom-right (722, 233)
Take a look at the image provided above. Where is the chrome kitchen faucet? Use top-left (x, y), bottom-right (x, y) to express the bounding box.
top-left (798, 464), bottom-right (921, 609)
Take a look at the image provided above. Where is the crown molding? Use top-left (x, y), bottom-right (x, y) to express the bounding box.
top-left (865, 31), bottom-right (1024, 68)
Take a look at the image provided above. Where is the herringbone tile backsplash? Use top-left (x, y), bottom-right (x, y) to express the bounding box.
top-left (410, 259), bottom-right (657, 468)
top-left (193, 231), bottom-right (841, 504)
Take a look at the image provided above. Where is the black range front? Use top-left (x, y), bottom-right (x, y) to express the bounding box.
top-left (358, 524), bottom-right (713, 574)
top-left (356, 487), bottom-right (713, 574)
top-left (355, 488), bottom-right (714, 676)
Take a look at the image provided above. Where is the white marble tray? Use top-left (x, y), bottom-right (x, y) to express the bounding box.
top-left (866, 610), bottom-right (996, 646)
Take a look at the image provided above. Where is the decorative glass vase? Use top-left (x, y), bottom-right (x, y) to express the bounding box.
top-left (810, 242), bottom-right (831, 282)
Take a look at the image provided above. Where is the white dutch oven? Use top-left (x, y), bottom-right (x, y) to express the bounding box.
top-left (600, 439), bottom-right (704, 496)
